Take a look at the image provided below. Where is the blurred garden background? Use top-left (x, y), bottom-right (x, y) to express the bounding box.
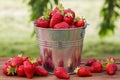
top-left (0, 0), bottom-right (120, 58)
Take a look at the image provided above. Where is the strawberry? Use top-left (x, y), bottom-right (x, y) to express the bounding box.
top-left (64, 9), bottom-right (75, 18)
top-left (54, 67), bottom-right (70, 79)
top-left (104, 57), bottom-right (116, 63)
top-left (76, 67), bottom-right (92, 77)
top-left (106, 63), bottom-right (117, 75)
top-left (11, 56), bottom-right (23, 67)
top-left (75, 18), bottom-right (85, 28)
top-left (50, 4), bottom-right (64, 17)
top-left (2, 64), bottom-right (16, 76)
top-left (35, 16), bottom-right (49, 28)
top-left (50, 7), bottom-right (60, 17)
top-left (69, 24), bottom-right (77, 28)
top-left (16, 65), bottom-right (25, 77)
top-left (50, 13), bottom-right (63, 28)
top-left (54, 22), bottom-right (69, 29)
top-left (5, 58), bottom-right (12, 66)
top-left (90, 61), bottom-right (102, 73)
top-left (34, 57), bottom-right (43, 66)
top-left (37, 57), bottom-right (42, 65)
top-left (23, 60), bottom-right (35, 79)
top-left (23, 56), bottom-right (29, 61)
top-left (85, 58), bottom-right (96, 66)
top-left (102, 57), bottom-right (116, 69)
top-left (63, 13), bottom-right (74, 25)
top-left (35, 66), bottom-right (48, 76)
top-left (58, 58), bottom-right (64, 67)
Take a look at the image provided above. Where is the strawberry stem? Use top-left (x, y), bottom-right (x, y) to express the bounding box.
top-left (28, 57), bottom-right (37, 64)
top-left (74, 67), bottom-right (79, 73)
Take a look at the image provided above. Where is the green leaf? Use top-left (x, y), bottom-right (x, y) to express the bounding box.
top-left (54, 0), bottom-right (58, 4)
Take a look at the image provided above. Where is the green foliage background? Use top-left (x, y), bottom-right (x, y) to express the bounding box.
top-left (28, 0), bottom-right (120, 37)
top-left (28, 0), bottom-right (58, 21)
top-left (99, 0), bottom-right (120, 37)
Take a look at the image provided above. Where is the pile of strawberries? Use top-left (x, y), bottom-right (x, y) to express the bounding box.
top-left (75, 57), bottom-right (118, 77)
top-left (2, 54), bottom-right (48, 79)
top-left (2, 54), bottom-right (118, 79)
top-left (35, 4), bottom-right (85, 29)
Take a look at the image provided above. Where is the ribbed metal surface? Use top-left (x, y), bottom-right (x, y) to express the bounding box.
top-left (35, 24), bottom-right (87, 74)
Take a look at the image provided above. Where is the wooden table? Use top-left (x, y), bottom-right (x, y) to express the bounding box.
top-left (0, 57), bottom-right (120, 80)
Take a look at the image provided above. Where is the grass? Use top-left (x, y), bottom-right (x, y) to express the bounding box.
top-left (0, 0), bottom-right (120, 58)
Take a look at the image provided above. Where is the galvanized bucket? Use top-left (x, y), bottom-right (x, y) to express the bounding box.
top-left (35, 24), bottom-right (87, 74)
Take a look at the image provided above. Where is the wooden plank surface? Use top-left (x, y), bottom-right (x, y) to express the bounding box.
top-left (0, 57), bottom-right (120, 80)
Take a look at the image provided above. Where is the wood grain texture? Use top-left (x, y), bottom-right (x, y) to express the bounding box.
top-left (0, 57), bottom-right (120, 80)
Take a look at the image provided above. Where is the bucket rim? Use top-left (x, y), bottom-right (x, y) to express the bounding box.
top-left (35, 23), bottom-right (88, 31)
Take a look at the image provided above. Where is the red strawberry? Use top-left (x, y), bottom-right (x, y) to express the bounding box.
top-left (2, 64), bottom-right (16, 76)
top-left (64, 9), bottom-right (75, 18)
top-left (90, 61), bottom-right (102, 73)
top-left (50, 13), bottom-right (63, 28)
top-left (11, 56), bottom-right (23, 67)
top-left (106, 63), bottom-right (117, 75)
top-left (58, 58), bottom-right (64, 67)
top-left (63, 13), bottom-right (74, 25)
top-left (69, 24), bottom-right (77, 28)
top-left (85, 58), bottom-right (96, 66)
top-left (23, 60), bottom-right (35, 79)
top-left (50, 7), bottom-right (60, 17)
top-left (75, 18), bottom-right (85, 28)
top-left (35, 66), bottom-right (48, 76)
top-left (23, 56), bottom-right (29, 61)
top-left (5, 58), bottom-right (12, 66)
top-left (50, 4), bottom-right (64, 17)
top-left (54, 67), bottom-right (70, 79)
top-left (17, 65), bottom-right (25, 77)
top-left (37, 57), bottom-right (42, 65)
top-left (54, 22), bottom-right (69, 29)
top-left (35, 16), bottom-right (49, 28)
top-left (77, 67), bottom-right (92, 77)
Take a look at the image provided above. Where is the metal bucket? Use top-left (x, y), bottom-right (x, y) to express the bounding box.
top-left (35, 24), bottom-right (87, 74)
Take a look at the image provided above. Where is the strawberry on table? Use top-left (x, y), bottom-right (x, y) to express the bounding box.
top-left (85, 58), bottom-right (97, 66)
top-left (64, 13), bottom-right (74, 25)
top-left (50, 13), bottom-right (63, 28)
top-left (75, 67), bottom-right (92, 77)
top-left (11, 56), bottom-right (24, 67)
top-left (23, 59), bottom-right (36, 79)
top-left (35, 66), bottom-right (48, 76)
top-left (54, 22), bottom-right (69, 29)
top-left (5, 58), bottom-right (12, 66)
top-left (23, 56), bottom-right (29, 61)
top-left (90, 61), bottom-right (103, 73)
top-left (16, 65), bottom-right (25, 77)
top-left (106, 63), bottom-right (117, 75)
top-left (54, 67), bottom-right (70, 79)
top-left (36, 57), bottom-right (42, 65)
top-left (2, 64), bottom-right (16, 76)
